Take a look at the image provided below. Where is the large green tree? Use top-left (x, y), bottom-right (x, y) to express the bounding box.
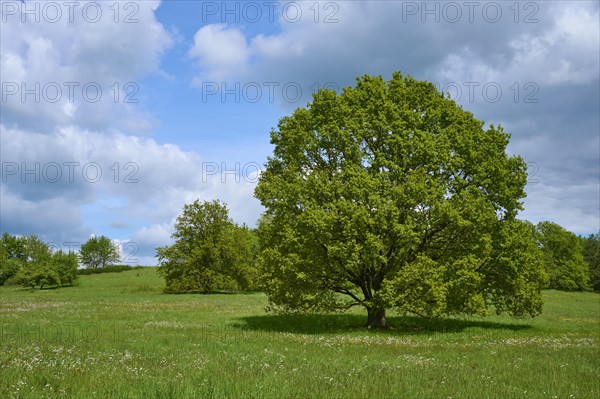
top-left (157, 200), bottom-right (258, 293)
top-left (535, 222), bottom-right (590, 291)
top-left (255, 72), bottom-right (548, 328)
top-left (79, 235), bottom-right (120, 269)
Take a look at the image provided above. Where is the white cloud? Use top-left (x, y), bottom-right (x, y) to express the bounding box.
top-left (0, 0), bottom-right (173, 133)
top-left (1, 124), bottom-right (263, 263)
top-left (433, 3), bottom-right (599, 89)
top-left (187, 2), bottom-right (598, 93)
top-left (189, 24), bottom-right (250, 81)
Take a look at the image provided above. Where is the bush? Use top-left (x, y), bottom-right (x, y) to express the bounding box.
top-left (77, 265), bottom-right (136, 275)
top-left (14, 262), bottom-right (61, 289)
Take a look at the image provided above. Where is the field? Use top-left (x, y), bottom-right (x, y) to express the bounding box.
top-left (1, 268), bottom-right (598, 398)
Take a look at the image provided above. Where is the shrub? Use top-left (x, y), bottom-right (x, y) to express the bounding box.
top-left (77, 265), bottom-right (135, 275)
top-left (14, 262), bottom-right (61, 289)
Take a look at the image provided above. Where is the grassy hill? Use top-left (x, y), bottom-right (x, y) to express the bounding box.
top-left (1, 267), bottom-right (598, 398)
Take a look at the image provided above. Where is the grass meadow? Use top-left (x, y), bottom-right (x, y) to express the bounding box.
top-left (1, 267), bottom-right (598, 398)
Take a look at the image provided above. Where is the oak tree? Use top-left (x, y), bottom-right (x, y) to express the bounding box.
top-left (79, 235), bottom-right (120, 269)
top-left (157, 200), bottom-right (258, 293)
top-left (255, 72), bottom-right (548, 328)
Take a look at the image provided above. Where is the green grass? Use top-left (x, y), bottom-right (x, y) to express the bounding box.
top-left (1, 268), bottom-right (598, 398)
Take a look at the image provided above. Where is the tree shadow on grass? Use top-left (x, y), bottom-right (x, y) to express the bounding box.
top-left (234, 313), bottom-right (532, 336)
top-left (13, 285), bottom-right (62, 291)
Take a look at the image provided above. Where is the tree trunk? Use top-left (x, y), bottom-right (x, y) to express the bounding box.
top-left (366, 308), bottom-right (388, 329)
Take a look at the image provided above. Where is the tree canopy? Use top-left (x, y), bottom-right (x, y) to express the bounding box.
top-left (255, 72), bottom-right (548, 328)
top-left (157, 199), bottom-right (259, 293)
top-left (582, 232), bottom-right (600, 291)
top-left (0, 233), bottom-right (78, 289)
top-left (535, 221), bottom-right (590, 291)
top-left (79, 235), bottom-right (120, 269)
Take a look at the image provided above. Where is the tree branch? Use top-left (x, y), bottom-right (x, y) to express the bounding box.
top-left (333, 287), bottom-right (364, 305)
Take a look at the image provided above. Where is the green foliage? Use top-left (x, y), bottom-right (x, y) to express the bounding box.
top-left (483, 220), bottom-right (547, 316)
top-left (0, 258), bottom-right (22, 286)
top-left (255, 72), bottom-right (547, 327)
top-left (0, 233), bottom-right (54, 286)
top-left (0, 233), bottom-right (25, 285)
top-left (1, 232), bottom-right (27, 261)
top-left (79, 235), bottom-right (120, 269)
top-left (157, 199), bottom-right (259, 293)
top-left (381, 255), bottom-right (448, 318)
top-left (13, 250), bottom-right (79, 289)
top-left (582, 232), bottom-right (600, 291)
top-left (1, 233), bottom-right (79, 289)
top-left (536, 221), bottom-right (590, 291)
top-left (14, 261), bottom-right (61, 289)
top-left (52, 250), bottom-right (79, 286)
top-left (23, 234), bottom-right (52, 263)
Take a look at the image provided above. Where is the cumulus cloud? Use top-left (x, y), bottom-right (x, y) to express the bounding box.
top-left (1, 125), bottom-right (262, 264)
top-left (188, 2), bottom-right (598, 91)
top-left (0, 0), bottom-right (264, 262)
top-left (0, 0), bottom-right (173, 133)
top-left (189, 24), bottom-right (250, 81)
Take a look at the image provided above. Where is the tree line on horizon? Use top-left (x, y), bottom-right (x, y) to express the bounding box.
top-left (1, 216), bottom-right (597, 293)
top-left (0, 233), bottom-right (123, 289)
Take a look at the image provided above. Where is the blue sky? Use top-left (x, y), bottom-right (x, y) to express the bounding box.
top-left (1, 0), bottom-right (599, 265)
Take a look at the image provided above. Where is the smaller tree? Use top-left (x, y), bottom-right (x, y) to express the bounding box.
top-left (582, 232), bottom-right (600, 291)
top-left (11, 235), bottom-right (55, 288)
top-left (536, 222), bottom-right (590, 291)
top-left (0, 258), bottom-right (22, 286)
top-left (14, 250), bottom-right (79, 290)
top-left (157, 199), bottom-right (257, 293)
top-left (79, 236), bottom-right (120, 269)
